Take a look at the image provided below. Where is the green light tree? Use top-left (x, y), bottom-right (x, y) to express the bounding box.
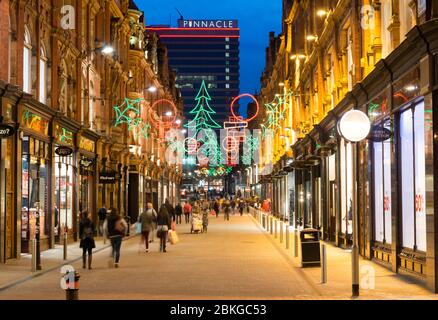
top-left (185, 80), bottom-right (222, 136)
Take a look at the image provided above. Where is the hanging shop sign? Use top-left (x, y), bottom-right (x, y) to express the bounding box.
top-left (367, 125), bottom-right (392, 142)
top-left (22, 109), bottom-right (49, 135)
top-left (0, 124), bottom-right (15, 138)
top-left (79, 136), bottom-right (95, 153)
top-left (55, 146), bottom-right (73, 156)
top-left (99, 171), bottom-right (117, 184)
top-left (55, 124), bottom-right (74, 146)
top-left (80, 157), bottom-right (94, 168)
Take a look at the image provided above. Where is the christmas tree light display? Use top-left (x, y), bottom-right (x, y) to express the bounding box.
top-left (185, 80), bottom-right (222, 137)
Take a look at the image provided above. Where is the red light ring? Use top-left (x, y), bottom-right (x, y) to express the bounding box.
top-left (149, 99), bottom-right (177, 128)
top-left (230, 94), bottom-right (259, 123)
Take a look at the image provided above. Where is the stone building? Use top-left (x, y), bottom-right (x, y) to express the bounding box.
top-left (257, 0), bottom-right (438, 291)
top-left (0, 0), bottom-right (182, 262)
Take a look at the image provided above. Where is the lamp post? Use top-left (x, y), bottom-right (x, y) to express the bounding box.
top-left (337, 109), bottom-right (370, 297)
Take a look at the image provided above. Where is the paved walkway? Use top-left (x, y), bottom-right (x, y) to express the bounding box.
top-left (0, 212), bottom-right (436, 300)
top-left (250, 208), bottom-right (437, 299)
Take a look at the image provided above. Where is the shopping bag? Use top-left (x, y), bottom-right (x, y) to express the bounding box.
top-left (135, 222), bottom-right (142, 235)
top-left (171, 221), bottom-right (176, 231)
top-left (168, 230), bottom-right (179, 244)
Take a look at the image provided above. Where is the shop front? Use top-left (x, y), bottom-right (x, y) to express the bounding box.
top-left (77, 133), bottom-right (97, 219)
top-left (127, 162), bottom-right (145, 222)
top-left (293, 20), bottom-right (438, 290)
top-left (53, 123), bottom-right (77, 242)
top-left (20, 108), bottom-right (52, 253)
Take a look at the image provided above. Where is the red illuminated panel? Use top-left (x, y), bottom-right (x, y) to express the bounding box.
top-left (146, 27), bottom-right (240, 31)
top-left (158, 35), bottom-right (240, 38)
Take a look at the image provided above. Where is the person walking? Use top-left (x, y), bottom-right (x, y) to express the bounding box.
top-left (183, 201), bottom-right (192, 224)
top-left (104, 208), bottom-right (128, 268)
top-left (97, 205), bottom-right (107, 239)
top-left (138, 203), bottom-right (156, 253)
top-left (175, 202), bottom-right (183, 225)
top-left (156, 203), bottom-right (171, 252)
top-left (224, 200), bottom-right (231, 221)
top-left (213, 200), bottom-right (220, 218)
top-left (239, 200), bottom-right (245, 216)
top-left (79, 210), bottom-right (95, 270)
top-left (230, 199), bottom-right (236, 215)
top-left (202, 209), bottom-right (209, 233)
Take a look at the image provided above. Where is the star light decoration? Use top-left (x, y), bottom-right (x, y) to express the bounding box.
top-left (261, 91), bottom-right (293, 139)
top-left (113, 98), bottom-right (152, 139)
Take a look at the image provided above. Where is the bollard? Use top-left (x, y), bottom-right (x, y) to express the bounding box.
top-left (63, 232), bottom-right (68, 260)
top-left (280, 221), bottom-right (284, 243)
top-left (270, 217), bottom-right (273, 235)
top-left (286, 225), bottom-right (290, 249)
top-left (65, 271), bottom-right (80, 300)
top-left (294, 230), bottom-right (299, 258)
top-left (321, 243), bottom-right (327, 284)
top-left (31, 239), bottom-right (37, 272)
top-left (274, 219), bottom-right (278, 239)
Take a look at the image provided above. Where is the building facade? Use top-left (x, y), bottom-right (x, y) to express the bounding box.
top-left (0, 0), bottom-right (182, 262)
top-left (147, 19), bottom-right (240, 125)
top-left (257, 0), bottom-right (438, 291)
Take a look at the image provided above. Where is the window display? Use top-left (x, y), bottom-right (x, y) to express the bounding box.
top-left (21, 137), bottom-right (50, 253)
top-left (55, 152), bottom-right (74, 235)
top-left (400, 101), bottom-right (426, 251)
top-left (372, 119), bottom-right (392, 244)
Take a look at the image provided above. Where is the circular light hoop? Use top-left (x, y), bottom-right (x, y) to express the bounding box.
top-left (338, 110), bottom-right (371, 142)
top-left (230, 94), bottom-right (259, 123)
top-left (149, 99), bottom-right (177, 128)
top-left (221, 135), bottom-right (239, 152)
top-left (183, 137), bottom-right (200, 153)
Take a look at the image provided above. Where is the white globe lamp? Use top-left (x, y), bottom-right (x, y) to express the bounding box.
top-left (338, 110), bottom-right (370, 142)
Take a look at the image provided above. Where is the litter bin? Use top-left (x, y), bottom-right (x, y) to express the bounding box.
top-left (300, 228), bottom-right (321, 267)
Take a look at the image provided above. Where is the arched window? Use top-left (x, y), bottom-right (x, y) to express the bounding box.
top-left (23, 27), bottom-right (32, 93)
top-left (39, 46), bottom-right (47, 104)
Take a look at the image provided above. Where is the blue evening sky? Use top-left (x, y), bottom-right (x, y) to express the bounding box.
top-left (136, 0), bottom-right (282, 98)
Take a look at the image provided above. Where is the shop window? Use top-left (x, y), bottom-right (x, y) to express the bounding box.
top-left (372, 119), bottom-right (392, 244)
top-left (21, 137), bottom-right (50, 253)
top-left (55, 153), bottom-right (74, 236)
top-left (23, 27), bottom-right (32, 94)
top-left (400, 101), bottom-right (427, 251)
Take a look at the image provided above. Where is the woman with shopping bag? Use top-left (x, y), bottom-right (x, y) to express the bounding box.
top-left (156, 203), bottom-right (171, 252)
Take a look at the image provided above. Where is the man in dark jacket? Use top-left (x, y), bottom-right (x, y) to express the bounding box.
top-left (175, 203), bottom-right (183, 224)
top-left (213, 201), bottom-right (220, 218)
top-left (157, 204), bottom-right (171, 252)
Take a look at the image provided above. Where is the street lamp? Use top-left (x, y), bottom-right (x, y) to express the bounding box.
top-left (147, 86), bottom-right (157, 93)
top-left (101, 45), bottom-right (114, 55)
top-left (337, 109), bottom-right (370, 297)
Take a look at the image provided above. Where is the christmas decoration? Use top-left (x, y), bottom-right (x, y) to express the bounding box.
top-left (184, 80), bottom-right (221, 136)
top-left (230, 93), bottom-right (259, 122)
top-left (113, 98), bottom-right (142, 129)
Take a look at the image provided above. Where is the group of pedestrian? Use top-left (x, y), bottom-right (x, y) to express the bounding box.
top-left (80, 205), bottom-right (128, 269)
